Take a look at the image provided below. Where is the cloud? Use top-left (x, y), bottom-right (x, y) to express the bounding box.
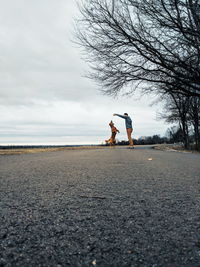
top-left (0, 0), bottom-right (91, 105)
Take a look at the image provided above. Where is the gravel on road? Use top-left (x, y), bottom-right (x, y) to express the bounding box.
top-left (0, 147), bottom-right (200, 266)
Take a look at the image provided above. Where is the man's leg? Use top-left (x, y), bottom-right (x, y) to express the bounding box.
top-left (126, 128), bottom-right (134, 146)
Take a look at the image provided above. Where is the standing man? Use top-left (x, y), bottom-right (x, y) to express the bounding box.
top-left (113, 113), bottom-right (134, 147)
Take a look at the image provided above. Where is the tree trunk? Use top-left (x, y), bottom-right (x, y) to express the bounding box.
top-left (181, 121), bottom-right (189, 149)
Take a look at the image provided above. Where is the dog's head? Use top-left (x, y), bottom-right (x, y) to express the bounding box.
top-left (109, 120), bottom-right (114, 127)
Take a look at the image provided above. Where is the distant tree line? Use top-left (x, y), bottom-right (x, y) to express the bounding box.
top-left (116, 135), bottom-right (168, 146)
top-left (76, 0), bottom-right (200, 150)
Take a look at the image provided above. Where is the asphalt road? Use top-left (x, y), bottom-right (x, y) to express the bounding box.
top-left (0, 146), bottom-right (200, 266)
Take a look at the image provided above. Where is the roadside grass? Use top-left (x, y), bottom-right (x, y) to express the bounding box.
top-left (0, 146), bottom-right (105, 155)
top-left (153, 144), bottom-right (200, 153)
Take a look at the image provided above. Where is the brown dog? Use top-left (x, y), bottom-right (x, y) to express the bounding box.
top-left (105, 121), bottom-right (120, 146)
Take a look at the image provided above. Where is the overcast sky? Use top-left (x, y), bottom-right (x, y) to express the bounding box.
top-left (0, 0), bottom-right (167, 145)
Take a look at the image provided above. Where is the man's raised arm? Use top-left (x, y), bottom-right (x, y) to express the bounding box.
top-left (113, 113), bottom-right (127, 119)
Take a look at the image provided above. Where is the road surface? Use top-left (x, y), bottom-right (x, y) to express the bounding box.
top-left (0, 146), bottom-right (200, 266)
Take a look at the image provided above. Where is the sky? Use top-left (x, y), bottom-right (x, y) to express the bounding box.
top-left (0, 0), bottom-right (167, 145)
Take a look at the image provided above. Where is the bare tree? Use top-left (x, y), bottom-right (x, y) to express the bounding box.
top-left (166, 126), bottom-right (184, 143)
top-left (75, 0), bottom-right (200, 96)
top-left (159, 93), bottom-right (191, 148)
